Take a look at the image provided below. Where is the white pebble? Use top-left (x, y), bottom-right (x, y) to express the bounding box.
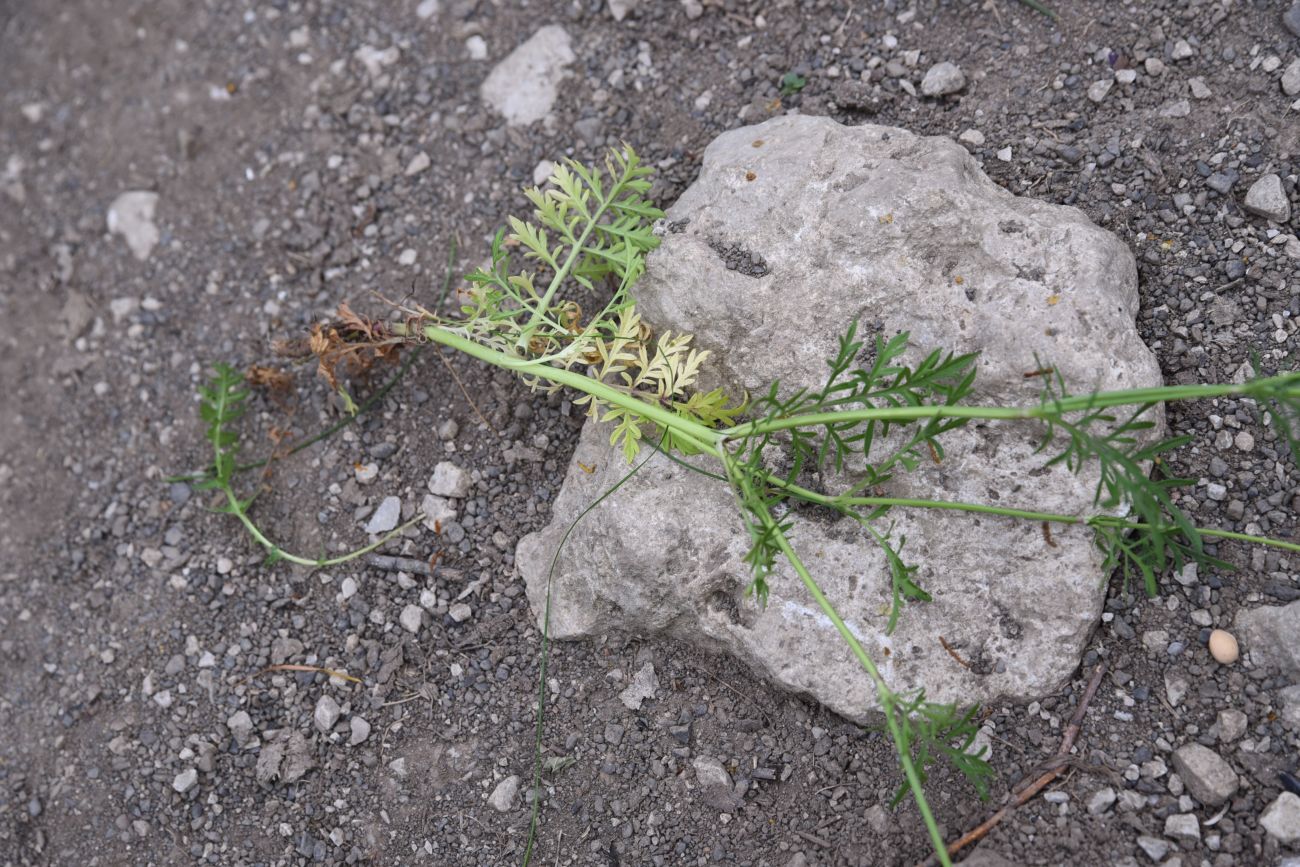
top-left (350, 716), bottom-right (372, 745)
top-left (400, 603), bottom-right (424, 634)
top-left (314, 694), bottom-right (341, 733)
top-left (173, 768), bottom-right (198, 793)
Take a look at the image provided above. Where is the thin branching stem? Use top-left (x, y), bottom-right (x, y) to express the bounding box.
top-left (724, 377), bottom-right (1289, 440)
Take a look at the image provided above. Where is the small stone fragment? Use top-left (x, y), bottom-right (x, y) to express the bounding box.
top-left (481, 26), bottom-right (575, 126)
top-left (1171, 743), bottom-right (1238, 806)
top-left (421, 494), bottom-right (457, 530)
top-left (920, 62), bottom-right (965, 96)
top-left (428, 462), bottom-right (471, 498)
top-left (1164, 813), bottom-right (1200, 844)
top-left (1261, 792), bottom-right (1300, 843)
top-left (1242, 174), bottom-right (1291, 223)
top-left (350, 716), bottom-right (371, 746)
top-left (448, 602), bottom-right (472, 623)
top-left (400, 604), bottom-right (424, 634)
top-left (1216, 708), bottom-right (1247, 742)
top-left (1171, 39), bottom-right (1194, 60)
top-left (1188, 77), bottom-right (1211, 99)
top-left (1208, 629), bottom-right (1239, 664)
top-left (365, 496), bottom-right (401, 534)
top-left (1087, 79), bottom-right (1113, 103)
top-left (405, 152), bottom-right (431, 176)
top-left (314, 695), bottom-right (341, 733)
top-left (692, 755), bottom-right (731, 790)
top-left (1283, 59), bottom-right (1300, 98)
top-left (1087, 787), bottom-right (1117, 815)
top-left (618, 662), bottom-right (659, 710)
top-left (489, 775), bottom-right (520, 812)
top-left (173, 768), bottom-right (198, 793)
top-left (1137, 836), bottom-right (1168, 861)
top-left (107, 191), bottom-right (161, 261)
top-left (227, 710), bottom-right (254, 746)
top-left (607, 0), bottom-right (637, 21)
top-left (1158, 98), bottom-right (1191, 118)
top-left (958, 129), bottom-right (985, 146)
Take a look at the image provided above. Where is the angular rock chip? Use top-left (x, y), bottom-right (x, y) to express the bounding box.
top-left (480, 26), bottom-right (574, 126)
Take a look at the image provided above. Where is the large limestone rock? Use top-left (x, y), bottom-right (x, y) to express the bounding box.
top-left (517, 115), bottom-right (1162, 721)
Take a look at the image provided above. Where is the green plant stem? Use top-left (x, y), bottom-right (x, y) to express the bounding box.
top-left (723, 379), bottom-right (1280, 440)
top-left (516, 190), bottom-right (620, 351)
top-left (220, 480), bottom-right (424, 567)
top-left (760, 476), bottom-right (1300, 555)
top-left (720, 446), bottom-right (950, 866)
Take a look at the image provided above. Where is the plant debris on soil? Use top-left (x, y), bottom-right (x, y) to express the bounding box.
top-left (1, 1), bottom-right (1299, 866)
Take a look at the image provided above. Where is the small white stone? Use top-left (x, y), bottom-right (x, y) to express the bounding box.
top-left (354, 462), bottom-right (379, 484)
top-left (1158, 98), bottom-right (1191, 118)
top-left (489, 775), bottom-right (520, 811)
top-left (1261, 792), bottom-right (1300, 843)
top-left (1087, 79), bottom-right (1113, 103)
top-left (1115, 68), bottom-right (1137, 85)
top-left (1145, 57), bottom-right (1165, 76)
top-left (533, 160), bottom-right (556, 185)
top-left (920, 61), bottom-right (965, 96)
top-left (1171, 39), bottom-right (1194, 61)
top-left (354, 44), bottom-right (399, 78)
top-left (172, 769), bottom-right (198, 793)
top-left (1282, 59), bottom-right (1300, 98)
top-left (400, 604), bottom-right (424, 634)
top-left (153, 689), bottom-right (173, 708)
top-left (958, 129), bottom-right (985, 146)
top-left (398, 248), bottom-right (417, 266)
top-left (365, 496), bottom-right (402, 534)
top-left (428, 462), bottom-right (471, 498)
top-left (350, 716), bottom-right (372, 745)
top-left (1189, 77), bottom-right (1211, 99)
top-left (465, 35), bottom-right (487, 61)
top-left (608, 0), bottom-right (637, 21)
top-left (416, 0), bottom-right (438, 19)
top-left (449, 602), bottom-right (473, 623)
top-left (618, 662), bottom-right (659, 710)
top-left (1242, 174), bottom-right (1291, 223)
top-left (692, 755), bottom-right (731, 789)
top-left (480, 26), bottom-right (574, 127)
top-left (405, 152), bottom-right (431, 176)
top-left (314, 694), bottom-right (341, 733)
top-left (421, 494), bottom-right (458, 530)
top-left (227, 710), bottom-right (254, 745)
top-left (107, 191), bottom-right (161, 261)
top-left (996, 147), bottom-right (1012, 162)
top-left (340, 577), bottom-right (358, 600)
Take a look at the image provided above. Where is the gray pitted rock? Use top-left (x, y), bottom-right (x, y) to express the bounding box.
top-left (1262, 793), bottom-right (1300, 844)
top-left (516, 115), bottom-right (1163, 721)
top-left (1236, 600), bottom-right (1300, 680)
top-left (1171, 743), bottom-right (1239, 806)
top-left (1242, 173), bottom-right (1291, 223)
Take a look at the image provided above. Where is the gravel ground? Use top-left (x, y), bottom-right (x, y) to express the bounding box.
top-left (2, 1), bottom-right (1299, 865)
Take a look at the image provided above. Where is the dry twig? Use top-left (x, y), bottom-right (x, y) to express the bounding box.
top-left (919, 662), bottom-right (1107, 866)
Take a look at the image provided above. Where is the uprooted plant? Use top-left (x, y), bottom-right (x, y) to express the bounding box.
top-left (193, 146), bottom-right (1300, 866)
